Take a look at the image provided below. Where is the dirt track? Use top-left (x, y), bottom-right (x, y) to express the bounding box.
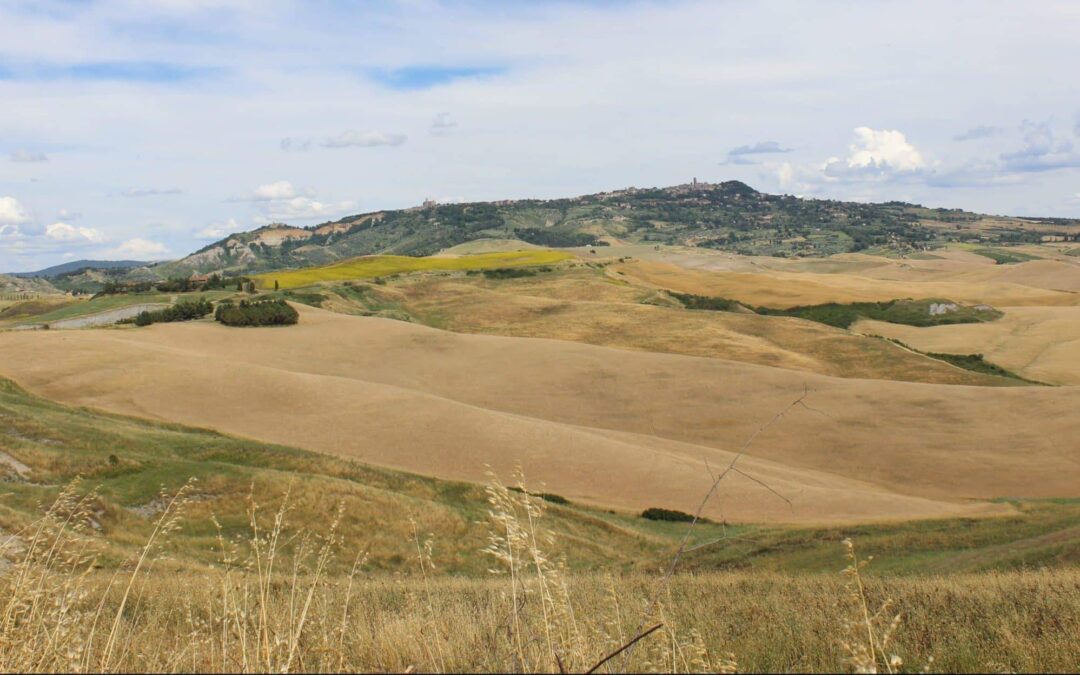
top-left (44, 304), bottom-right (169, 330)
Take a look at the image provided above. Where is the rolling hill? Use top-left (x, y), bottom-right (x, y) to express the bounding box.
top-left (7, 259), bottom-right (147, 278)
top-left (154, 181), bottom-right (1080, 276)
top-left (2, 304), bottom-right (1077, 525)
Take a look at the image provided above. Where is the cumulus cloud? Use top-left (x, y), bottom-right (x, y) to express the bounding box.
top-left (832, 127), bottom-right (926, 174)
top-left (9, 150), bottom-right (48, 163)
top-left (196, 218), bottom-right (240, 240)
top-left (430, 112), bottom-right (457, 136)
top-left (44, 221), bottom-right (106, 244)
top-left (259, 197), bottom-right (355, 221)
top-left (770, 127), bottom-right (932, 194)
top-left (0, 196), bottom-right (30, 225)
top-left (109, 238), bottom-right (169, 258)
top-left (121, 187), bottom-right (183, 197)
top-left (232, 181), bottom-right (353, 222)
top-left (231, 180), bottom-right (304, 202)
top-left (320, 130), bottom-right (407, 149)
top-left (953, 125), bottom-right (1002, 142)
top-left (1000, 119), bottom-right (1080, 172)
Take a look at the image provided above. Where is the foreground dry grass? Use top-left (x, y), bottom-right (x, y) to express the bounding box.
top-left (2, 480), bottom-right (1077, 674)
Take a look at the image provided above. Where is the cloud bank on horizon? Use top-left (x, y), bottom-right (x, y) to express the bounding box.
top-left (0, 0), bottom-right (1078, 271)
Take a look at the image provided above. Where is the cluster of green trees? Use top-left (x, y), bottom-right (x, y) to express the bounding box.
top-left (671, 292), bottom-right (998, 329)
top-left (95, 274), bottom-right (253, 298)
top-left (214, 299), bottom-right (299, 327)
top-left (640, 507), bottom-right (705, 523)
top-left (133, 299), bottom-right (213, 326)
top-left (476, 266), bottom-right (553, 279)
top-left (513, 228), bottom-right (605, 248)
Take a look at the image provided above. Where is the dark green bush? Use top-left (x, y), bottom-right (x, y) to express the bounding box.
top-left (515, 228), bottom-right (607, 248)
top-left (481, 267), bottom-right (542, 279)
top-left (215, 299), bottom-right (299, 327)
top-left (641, 507), bottom-right (703, 523)
top-left (133, 299), bottom-right (213, 326)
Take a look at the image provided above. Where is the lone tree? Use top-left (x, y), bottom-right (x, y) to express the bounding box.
top-left (274, 280), bottom-right (279, 291)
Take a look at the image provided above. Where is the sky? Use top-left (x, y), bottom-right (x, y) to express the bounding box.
top-left (1, 0), bottom-right (1079, 272)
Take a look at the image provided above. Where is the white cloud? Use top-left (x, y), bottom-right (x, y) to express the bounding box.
top-left (121, 187), bottom-right (183, 197)
top-left (109, 238), bottom-right (169, 258)
top-left (320, 130), bottom-right (407, 149)
top-left (9, 150), bottom-right (48, 163)
top-left (0, 196), bottom-right (30, 225)
top-left (196, 218), bottom-right (240, 239)
top-left (45, 221), bottom-right (106, 244)
top-left (57, 208), bottom-right (83, 221)
top-left (837, 127), bottom-right (926, 173)
top-left (430, 112), bottom-right (457, 136)
top-left (260, 197), bottom-right (355, 221)
top-left (244, 180), bottom-right (302, 201)
top-left (770, 127), bottom-right (928, 192)
top-left (235, 182), bottom-right (353, 222)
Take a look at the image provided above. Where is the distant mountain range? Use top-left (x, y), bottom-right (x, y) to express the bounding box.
top-left (158, 180), bottom-right (1080, 275)
top-left (9, 259), bottom-right (148, 278)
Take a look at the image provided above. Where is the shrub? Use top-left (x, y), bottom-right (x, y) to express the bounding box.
top-left (641, 507), bottom-right (703, 523)
top-left (515, 227), bottom-right (607, 248)
top-left (215, 298), bottom-right (299, 327)
top-left (133, 299), bottom-right (213, 327)
top-left (482, 267), bottom-right (538, 279)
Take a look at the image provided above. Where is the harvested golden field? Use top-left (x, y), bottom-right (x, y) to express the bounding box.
top-left (330, 268), bottom-right (1017, 385)
top-left (856, 304), bottom-right (1080, 385)
top-left (615, 259), bottom-right (1080, 309)
top-left (1, 305), bottom-right (1077, 524)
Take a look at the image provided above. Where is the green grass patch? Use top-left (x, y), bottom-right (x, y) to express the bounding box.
top-left (971, 248), bottom-right (1040, 264)
top-left (878, 337), bottom-right (1043, 384)
top-left (671, 292), bottom-right (1001, 329)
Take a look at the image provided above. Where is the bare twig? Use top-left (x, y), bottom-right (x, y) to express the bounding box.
top-left (621, 387), bottom-right (813, 667)
top-left (585, 623), bottom-right (663, 674)
top-left (731, 466), bottom-right (793, 511)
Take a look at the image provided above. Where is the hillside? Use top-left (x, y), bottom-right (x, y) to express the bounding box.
top-left (158, 181), bottom-right (1080, 275)
top-left (8, 259), bottom-right (147, 278)
top-left (0, 274), bottom-right (59, 295)
top-left (2, 304), bottom-right (1077, 525)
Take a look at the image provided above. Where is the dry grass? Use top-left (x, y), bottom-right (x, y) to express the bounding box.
top-left (327, 268), bottom-right (1018, 385)
top-left (614, 258), bottom-right (1080, 309)
top-left (0, 475), bottom-right (1076, 673)
top-left (1, 305), bottom-right (1076, 523)
top-left (855, 305), bottom-right (1080, 386)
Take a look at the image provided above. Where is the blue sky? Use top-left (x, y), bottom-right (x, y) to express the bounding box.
top-left (1, 0), bottom-right (1079, 271)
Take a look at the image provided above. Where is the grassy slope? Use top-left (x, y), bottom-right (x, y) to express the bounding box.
top-left (271, 265), bottom-right (1021, 386)
top-left (1, 376), bottom-right (1076, 576)
top-left (252, 250), bottom-right (572, 290)
top-left (0, 290), bottom-right (238, 327)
